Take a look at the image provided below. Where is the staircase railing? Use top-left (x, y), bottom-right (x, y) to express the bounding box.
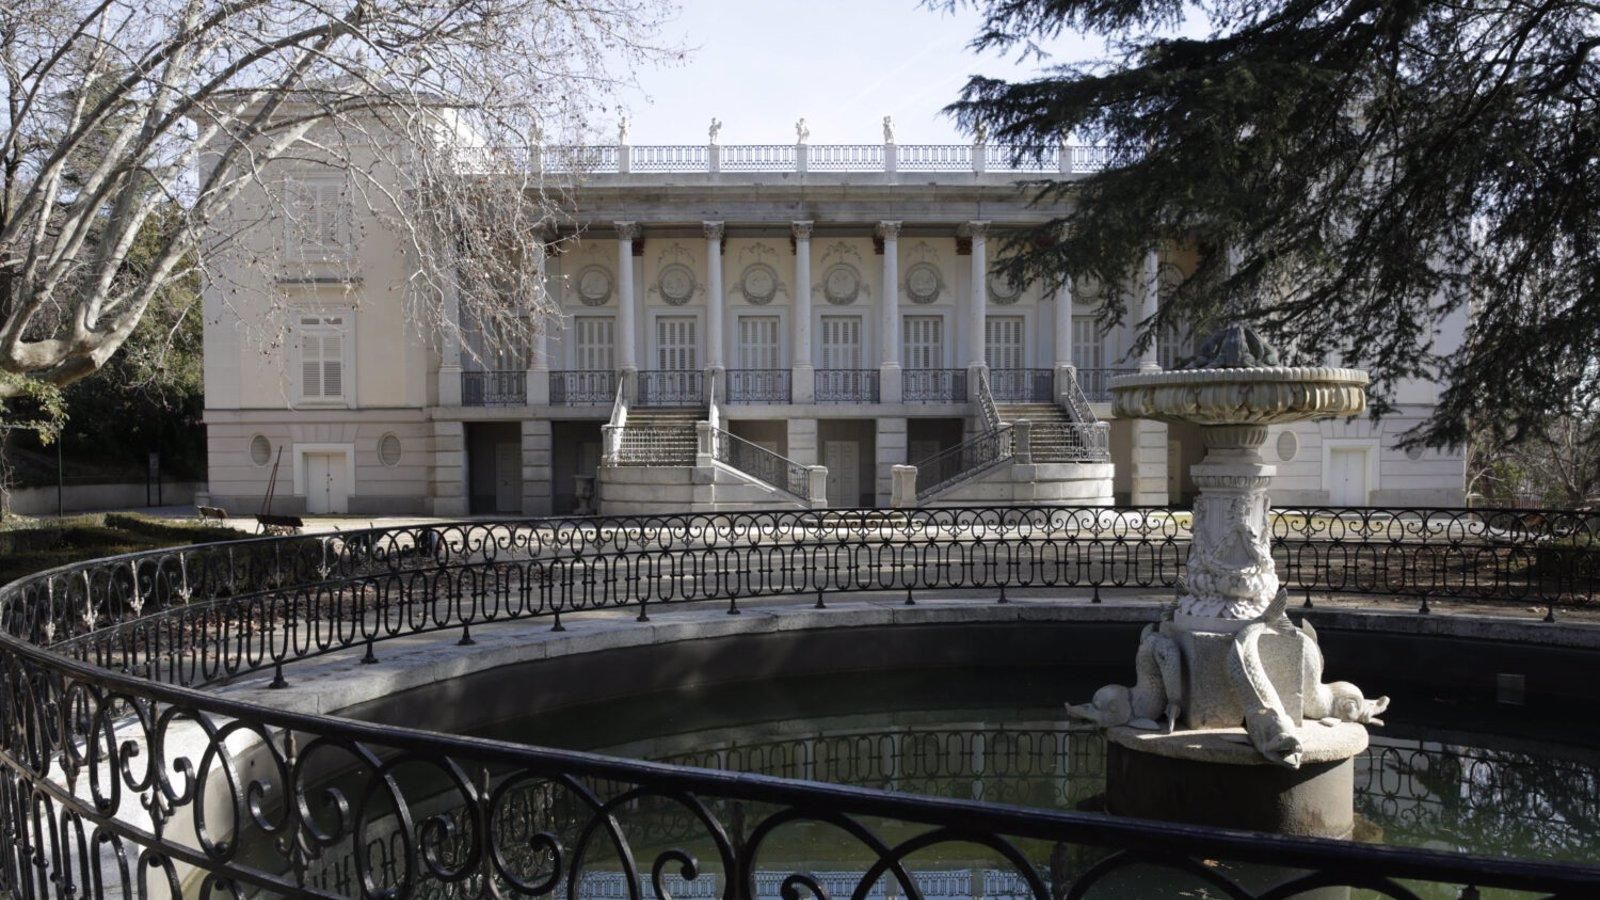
top-left (600, 376), bottom-right (629, 464)
top-left (977, 368), bottom-right (1004, 433)
top-left (1059, 367), bottom-right (1098, 424)
top-left (1032, 420), bottom-right (1113, 462)
top-left (711, 429), bottom-right (812, 501)
top-left (915, 424), bottom-right (1015, 500)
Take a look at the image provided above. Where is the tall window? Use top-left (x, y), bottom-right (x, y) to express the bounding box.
top-left (574, 317), bottom-right (614, 371)
top-left (1158, 322), bottom-right (1191, 370)
top-left (284, 172), bottom-right (351, 261)
top-left (903, 316), bottom-right (943, 369)
top-left (820, 316), bottom-right (862, 369)
top-left (738, 316), bottom-right (781, 369)
top-left (985, 316), bottom-right (1025, 370)
top-left (1072, 317), bottom-right (1105, 370)
top-left (656, 317), bottom-right (698, 371)
top-left (298, 315), bottom-right (347, 403)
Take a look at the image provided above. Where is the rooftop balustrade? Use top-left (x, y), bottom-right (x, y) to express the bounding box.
top-left (518, 141), bottom-right (1114, 175)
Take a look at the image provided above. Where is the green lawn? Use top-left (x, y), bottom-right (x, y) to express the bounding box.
top-left (0, 512), bottom-right (245, 586)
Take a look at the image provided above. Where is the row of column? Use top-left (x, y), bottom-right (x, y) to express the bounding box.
top-left (600, 221), bottom-right (1164, 387)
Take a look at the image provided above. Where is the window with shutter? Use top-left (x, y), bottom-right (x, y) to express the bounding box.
top-left (285, 173), bottom-right (351, 261)
top-left (1072, 317), bottom-right (1105, 369)
top-left (985, 316), bottom-right (1025, 370)
top-left (820, 317), bottom-right (862, 369)
top-left (574, 318), bottom-right (614, 371)
top-left (903, 316), bottom-right (943, 369)
top-left (738, 316), bottom-right (781, 369)
top-left (298, 315), bottom-right (348, 403)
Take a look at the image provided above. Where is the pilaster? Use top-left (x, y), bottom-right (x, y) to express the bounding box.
top-left (430, 420), bottom-right (468, 516)
top-left (788, 416), bottom-right (818, 467)
top-left (1130, 418), bottom-right (1169, 505)
top-left (520, 419), bottom-right (553, 516)
top-left (875, 416), bottom-right (907, 507)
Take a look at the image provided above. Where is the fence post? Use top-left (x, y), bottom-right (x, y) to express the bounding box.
top-left (1013, 420), bottom-right (1033, 465)
top-left (696, 421), bottom-right (715, 467)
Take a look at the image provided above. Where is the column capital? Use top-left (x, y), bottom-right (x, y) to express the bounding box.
top-left (702, 221), bottom-right (725, 241)
top-left (614, 221), bottom-right (642, 241)
top-left (792, 220), bottom-right (814, 240)
top-left (964, 220), bottom-right (991, 239)
top-left (876, 220), bottom-right (902, 239)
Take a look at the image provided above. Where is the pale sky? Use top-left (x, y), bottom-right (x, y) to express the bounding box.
top-left (611, 1), bottom-right (1115, 145)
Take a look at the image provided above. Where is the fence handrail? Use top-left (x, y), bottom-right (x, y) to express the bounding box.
top-left (3, 507), bottom-right (1598, 900)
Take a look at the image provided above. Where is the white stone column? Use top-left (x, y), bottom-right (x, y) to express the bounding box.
top-left (791, 221), bottom-right (815, 403)
top-left (437, 275), bottom-right (463, 406)
top-left (704, 222), bottom-right (725, 374)
top-left (615, 222), bottom-right (640, 391)
top-left (527, 239), bottom-right (551, 405)
top-left (967, 221), bottom-right (990, 369)
top-left (878, 221), bottom-right (902, 403)
top-left (1053, 274), bottom-right (1076, 401)
top-left (1139, 245), bottom-right (1161, 371)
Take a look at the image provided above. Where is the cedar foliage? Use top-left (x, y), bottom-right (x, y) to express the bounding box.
top-left (944, 0), bottom-right (1599, 448)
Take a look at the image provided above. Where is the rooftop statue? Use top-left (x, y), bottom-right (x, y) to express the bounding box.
top-left (795, 117), bottom-right (809, 144)
top-left (883, 116), bottom-right (894, 143)
top-left (708, 118), bottom-right (721, 146)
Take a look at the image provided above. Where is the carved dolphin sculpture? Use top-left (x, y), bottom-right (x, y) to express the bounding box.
top-left (1228, 588), bottom-right (1306, 768)
top-left (1067, 624), bottom-right (1183, 732)
top-left (1299, 618), bottom-right (1390, 726)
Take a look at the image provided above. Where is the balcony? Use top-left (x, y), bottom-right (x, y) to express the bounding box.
top-left (636, 369), bottom-right (706, 407)
top-left (902, 368), bottom-right (969, 403)
top-left (551, 370), bottom-right (616, 405)
top-left (726, 369), bottom-right (791, 403)
top-left (815, 369), bottom-right (880, 403)
top-left (988, 368), bottom-right (1054, 402)
top-left (461, 370), bottom-right (525, 406)
top-left (1077, 367), bottom-right (1141, 403)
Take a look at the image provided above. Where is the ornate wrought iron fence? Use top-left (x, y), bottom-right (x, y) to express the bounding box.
top-left (724, 369), bottom-right (790, 403)
top-left (550, 369), bottom-right (616, 405)
top-left (902, 368), bottom-right (969, 403)
top-left (3, 507), bottom-right (1599, 900)
top-left (710, 429), bottom-right (810, 500)
top-left (815, 368), bottom-right (880, 403)
top-left (461, 370), bottom-right (526, 406)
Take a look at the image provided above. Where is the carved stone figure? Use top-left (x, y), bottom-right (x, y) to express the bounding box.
top-left (1067, 620), bottom-right (1183, 731)
top-left (882, 115), bottom-right (894, 143)
top-left (1227, 590), bottom-right (1307, 767)
top-left (974, 121), bottom-right (989, 145)
top-left (708, 118), bottom-right (721, 146)
top-left (1298, 618), bottom-right (1389, 726)
top-left (617, 115), bottom-right (629, 145)
top-left (795, 117), bottom-right (809, 144)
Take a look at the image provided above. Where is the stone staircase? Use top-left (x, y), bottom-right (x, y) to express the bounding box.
top-left (997, 402), bottom-right (1091, 463)
top-left (618, 408), bottom-right (702, 466)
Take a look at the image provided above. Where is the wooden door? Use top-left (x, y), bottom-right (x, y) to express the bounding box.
top-left (824, 440), bottom-right (860, 508)
top-left (1329, 448), bottom-right (1369, 506)
top-left (305, 452), bottom-right (348, 514)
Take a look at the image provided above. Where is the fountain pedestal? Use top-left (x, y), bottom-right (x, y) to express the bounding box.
top-left (1068, 326), bottom-right (1388, 841)
top-left (1106, 723), bottom-right (1367, 838)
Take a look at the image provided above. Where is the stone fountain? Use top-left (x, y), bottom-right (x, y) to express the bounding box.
top-left (1069, 325), bottom-right (1389, 838)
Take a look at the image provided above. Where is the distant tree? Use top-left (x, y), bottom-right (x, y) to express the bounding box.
top-left (0, 0), bottom-right (678, 407)
top-left (942, 0), bottom-right (1599, 449)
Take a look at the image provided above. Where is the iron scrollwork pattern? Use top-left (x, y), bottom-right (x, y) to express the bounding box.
top-left (2, 507), bottom-right (1598, 899)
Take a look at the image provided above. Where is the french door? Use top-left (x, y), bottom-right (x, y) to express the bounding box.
top-left (738, 316), bottom-right (782, 369)
top-left (986, 316), bottom-right (1027, 399)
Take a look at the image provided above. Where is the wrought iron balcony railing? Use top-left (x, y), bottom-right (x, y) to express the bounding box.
top-left (902, 368), bottom-right (969, 403)
top-left (460, 369), bottom-right (525, 406)
top-left (1077, 366), bottom-right (1141, 403)
top-left (636, 369), bottom-right (706, 407)
top-left (815, 368), bottom-right (880, 403)
top-left (550, 369), bottom-right (616, 405)
top-left (725, 368), bottom-right (791, 403)
top-left (989, 368), bottom-right (1055, 402)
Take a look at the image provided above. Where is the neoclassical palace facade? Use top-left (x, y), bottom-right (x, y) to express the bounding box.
top-left (199, 138), bottom-right (1466, 516)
